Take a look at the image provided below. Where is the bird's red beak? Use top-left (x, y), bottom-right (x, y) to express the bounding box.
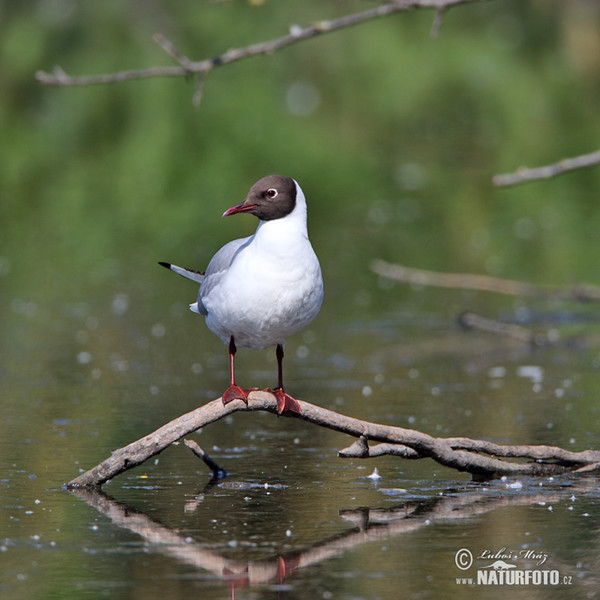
top-left (222, 202), bottom-right (257, 218)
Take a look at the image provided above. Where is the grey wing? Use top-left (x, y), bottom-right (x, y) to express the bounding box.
top-left (194, 236), bottom-right (252, 315)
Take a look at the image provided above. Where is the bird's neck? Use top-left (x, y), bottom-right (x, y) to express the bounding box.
top-left (253, 203), bottom-right (309, 247)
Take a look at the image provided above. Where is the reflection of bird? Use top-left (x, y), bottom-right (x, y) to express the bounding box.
top-left (482, 560), bottom-right (517, 570)
top-left (160, 175), bottom-right (323, 414)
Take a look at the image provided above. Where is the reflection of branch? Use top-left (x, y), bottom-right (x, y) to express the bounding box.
top-left (66, 391), bottom-right (600, 489)
top-left (70, 488), bottom-right (277, 587)
top-left (493, 149), bottom-right (600, 187)
top-left (371, 259), bottom-right (600, 301)
top-left (36, 0), bottom-right (482, 103)
top-left (457, 311), bottom-right (547, 346)
top-left (71, 484), bottom-right (588, 591)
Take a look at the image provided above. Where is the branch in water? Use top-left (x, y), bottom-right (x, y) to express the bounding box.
top-left (371, 259), bottom-right (600, 302)
top-left (66, 391), bottom-right (600, 488)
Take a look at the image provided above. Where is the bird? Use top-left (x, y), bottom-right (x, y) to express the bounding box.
top-left (159, 175), bottom-right (323, 414)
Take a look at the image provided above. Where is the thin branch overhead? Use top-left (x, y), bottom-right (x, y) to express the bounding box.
top-left (493, 149), bottom-right (600, 187)
top-left (36, 0), bottom-right (483, 105)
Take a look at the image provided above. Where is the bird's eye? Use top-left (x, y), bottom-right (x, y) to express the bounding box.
top-left (266, 188), bottom-right (278, 199)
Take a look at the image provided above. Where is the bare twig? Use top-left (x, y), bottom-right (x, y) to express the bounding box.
top-left (430, 6), bottom-right (447, 36)
top-left (371, 259), bottom-right (600, 301)
top-left (36, 0), bottom-right (483, 98)
top-left (66, 391), bottom-right (600, 488)
top-left (152, 33), bottom-right (194, 71)
top-left (493, 149), bottom-right (600, 187)
top-left (183, 438), bottom-right (228, 479)
top-left (192, 73), bottom-right (207, 107)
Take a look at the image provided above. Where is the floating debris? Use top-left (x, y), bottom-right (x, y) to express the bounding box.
top-left (367, 468), bottom-right (381, 481)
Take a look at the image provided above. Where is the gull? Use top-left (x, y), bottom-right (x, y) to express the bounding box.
top-left (159, 175), bottom-right (323, 414)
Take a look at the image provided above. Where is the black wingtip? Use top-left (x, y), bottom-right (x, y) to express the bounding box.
top-left (158, 261), bottom-right (172, 270)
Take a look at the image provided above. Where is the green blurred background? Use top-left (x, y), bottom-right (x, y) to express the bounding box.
top-left (3, 0), bottom-right (600, 302)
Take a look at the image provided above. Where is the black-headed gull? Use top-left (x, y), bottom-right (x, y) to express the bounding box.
top-left (159, 175), bottom-right (323, 414)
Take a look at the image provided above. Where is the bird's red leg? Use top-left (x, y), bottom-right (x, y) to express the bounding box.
top-left (269, 344), bottom-right (302, 414)
top-left (222, 336), bottom-right (248, 405)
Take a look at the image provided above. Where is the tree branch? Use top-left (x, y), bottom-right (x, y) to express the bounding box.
top-left (371, 259), bottom-right (600, 301)
top-left (66, 391), bottom-right (600, 488)
top-left (183, 438), bottom-right (228, 479)
top-left (493, 149), bottom-right (600, 187)
top-left (36, 0), bottom-right (483, 103)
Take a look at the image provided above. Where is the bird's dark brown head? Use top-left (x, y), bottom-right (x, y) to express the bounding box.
top-left (222, 175), bottom-right (297, 221)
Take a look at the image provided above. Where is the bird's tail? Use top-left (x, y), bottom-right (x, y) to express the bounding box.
top-left (158, 261), bottom-right (205, 284)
